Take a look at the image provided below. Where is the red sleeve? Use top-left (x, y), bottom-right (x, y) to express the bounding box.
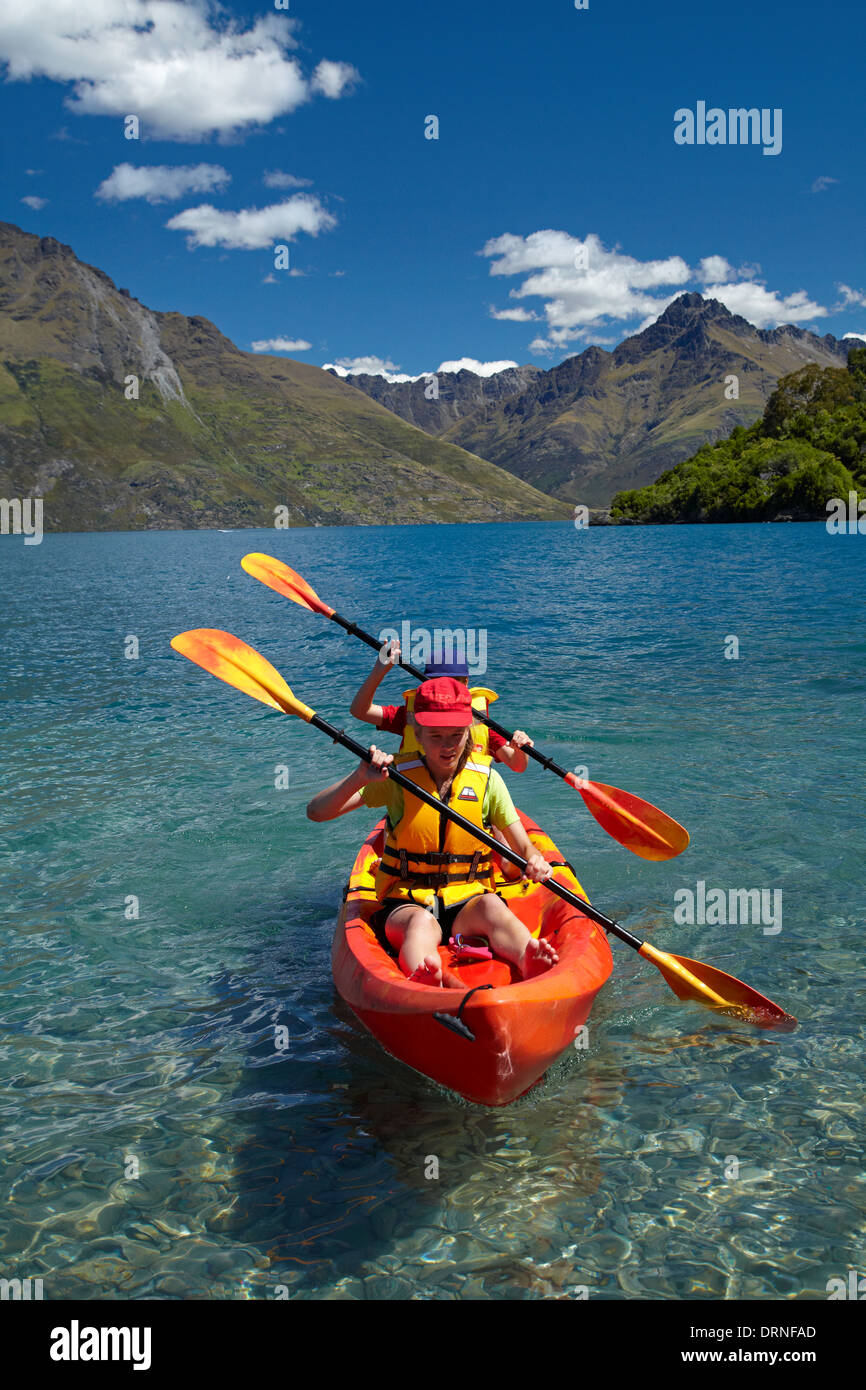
top-left (488, 729), bottom-right (507, 753)
top-left (377, 704), bottom-right (407, 735)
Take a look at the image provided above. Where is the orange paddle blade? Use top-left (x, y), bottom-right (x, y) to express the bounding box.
top-left (565, 774), bottom-right (689, 861)
top-left (241, 553), bottom-right (335, 618)
top-left (170, 629), bottom-right (315, 721)
top-left (639, 942), bottom-right (796, 1029)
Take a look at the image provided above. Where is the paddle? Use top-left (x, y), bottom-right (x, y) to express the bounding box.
top-left (170, 628), bottom-right (796, 1031)
top-left (240, 552), bottom-right (689, 862)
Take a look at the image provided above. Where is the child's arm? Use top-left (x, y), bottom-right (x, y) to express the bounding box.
top-left (349, 638), bottom-right (401, 726)
top-left (493, 729), bottom-right (533, 773)
top-left (499, 817), bottom-right (551, 882)
top-left (306, 747), bottom-right (393, 821)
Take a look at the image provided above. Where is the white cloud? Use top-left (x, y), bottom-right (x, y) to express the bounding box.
top-left (251, 337), bottom-right (311, 353)
top-left (0, 1), bottom-right (358, 141)
top-left (489, 306), bottom-right (537, 322)
top-left (325, 356), bottom-right (416, 381)
top-left (837, 284), bottom-right (866, 309)
top-left (843, 332), bottom-right (866, 342)
top-left (165, 195), bottom-right (336, 249)
top-left (311, 60), bottom-right (359, 99)
top-left (811, 175), bottom-right (837, 193)
top-left (697, 255), bottom-right (736, 282)
top-left (703, 282), bottom-right (827, 328)
top-left (262, 267), bottom-right (306, 280)
top-left (96, 162), bottom-right (230, 204)
top-left (482, 231), bottom-right (692, 349)
top-left (324, 355), bottom-right (522, 381)
top-left (21, 195), bottom-right (48, 210)
top-left (482, 229), bottom-right (830, 349)
top-left (50, 125), bottom-right (85, 143)
top-left (263, 170), bottom-right (312, 189)
top-left (437, 358), bottom-right (519, 376)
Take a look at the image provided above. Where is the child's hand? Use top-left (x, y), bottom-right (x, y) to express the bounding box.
top-left (509, 729), bottom-right (533, 750)
top-left (522, 850), bottom-right (552, 883)
top-left (377, 637), bottom-right (401, 668)
top-left (359, 745), bottom-right (393, 782)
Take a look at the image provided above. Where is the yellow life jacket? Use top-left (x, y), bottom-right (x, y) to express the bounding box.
top-left (398, 686), bottom-right (498, 757)
top-left (374, 751), bottom-right (494, 911)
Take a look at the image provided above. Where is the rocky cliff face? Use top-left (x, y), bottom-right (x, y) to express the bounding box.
top-left (341, 294), bottom-right (854, 506)
top-left (0, 230), bottom-right (190, 405)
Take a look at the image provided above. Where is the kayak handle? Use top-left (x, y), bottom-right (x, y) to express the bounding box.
top-left (433, 984), bottom-right (493, 1042)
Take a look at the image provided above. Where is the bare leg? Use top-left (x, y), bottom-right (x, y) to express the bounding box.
top-left (454, 893), bottom-right (559, 978)
top-left (384, 904), bottom-right (444, 985)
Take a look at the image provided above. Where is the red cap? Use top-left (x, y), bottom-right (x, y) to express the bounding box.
top-left (413, 677), bottom-right (473, 727)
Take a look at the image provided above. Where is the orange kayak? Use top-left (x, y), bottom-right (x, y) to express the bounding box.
top-left (332, 811), bottom-right (613, 1106)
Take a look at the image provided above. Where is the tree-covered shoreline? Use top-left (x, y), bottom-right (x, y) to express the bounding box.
top-left (609, 346), bottom-right (866, 524)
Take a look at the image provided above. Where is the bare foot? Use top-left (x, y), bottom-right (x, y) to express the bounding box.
top-left (407, 954), bottom-right (443, 987)
top-left (520, 935), bottom-right (559, 979)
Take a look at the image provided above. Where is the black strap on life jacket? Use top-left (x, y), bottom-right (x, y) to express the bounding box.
top-left (381, 846), bottom-right (489, 867)
top-left (398, 869), bottom-right (489, 888)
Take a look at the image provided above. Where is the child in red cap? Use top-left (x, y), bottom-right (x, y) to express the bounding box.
top-left (307, 677), bottom-right (558, 986)
top-left (349, 637), bottom-right (534, 771)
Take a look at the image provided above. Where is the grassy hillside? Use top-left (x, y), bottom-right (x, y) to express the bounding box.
top-left (0, 223), bottom-right (569, 530)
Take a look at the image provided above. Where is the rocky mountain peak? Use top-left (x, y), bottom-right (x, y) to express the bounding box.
top-left (1, 220), bottom-right (190, 407)
top-left (656, 292), bottom-right (735, 326)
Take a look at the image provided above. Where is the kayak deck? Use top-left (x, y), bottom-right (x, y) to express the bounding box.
top-left (332, 811), bottom-right (613, 1106)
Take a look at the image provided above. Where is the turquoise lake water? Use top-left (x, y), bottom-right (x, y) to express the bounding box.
top-left (1, 520), bottom-right (864, 1300)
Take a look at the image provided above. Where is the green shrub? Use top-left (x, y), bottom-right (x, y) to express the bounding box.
top-left (611, 351), bottom-right (866, 522)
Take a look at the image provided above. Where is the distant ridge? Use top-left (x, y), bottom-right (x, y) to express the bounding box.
top-left (340, 294), bottom-right (853, 506)
top-left (326, 363), bottom-right (543, 435)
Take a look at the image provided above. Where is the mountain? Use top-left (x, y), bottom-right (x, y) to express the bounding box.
top-left (326, 363), bottom-right (542, 434)
top-left (608, 347), bottom-right (866, 523)
top-left (0, 223), bottom-right (568, 531)
top-left (341, 295), bottom-right (853, 507)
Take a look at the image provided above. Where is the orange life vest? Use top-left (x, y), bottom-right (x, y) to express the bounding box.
top-left (374, 750), bottom-right (494, 911)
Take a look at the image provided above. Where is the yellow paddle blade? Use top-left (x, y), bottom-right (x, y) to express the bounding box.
top-left (639, 942), bottom-right (796, 1030)
top-left (241, 553), bottom-right (335, 617)
top-left (170, 629), bottom-right (315, 721)
top-left (566, 774), bottom-right (690, 861)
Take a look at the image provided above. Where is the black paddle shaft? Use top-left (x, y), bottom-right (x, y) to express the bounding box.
top-left (309, 707), bottom-right (643, 952)
top-left (330, 610), bottom-right (573, 781)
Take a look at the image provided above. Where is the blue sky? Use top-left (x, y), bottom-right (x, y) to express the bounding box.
top-left (1, 0), bottom-right (864, 379)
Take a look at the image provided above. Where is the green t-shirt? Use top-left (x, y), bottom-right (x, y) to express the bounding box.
top-left (360, 765), bottom-right (519, 833)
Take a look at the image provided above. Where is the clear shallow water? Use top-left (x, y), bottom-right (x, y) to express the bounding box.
top-left (1, 520), bottom-right (864, 1301)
